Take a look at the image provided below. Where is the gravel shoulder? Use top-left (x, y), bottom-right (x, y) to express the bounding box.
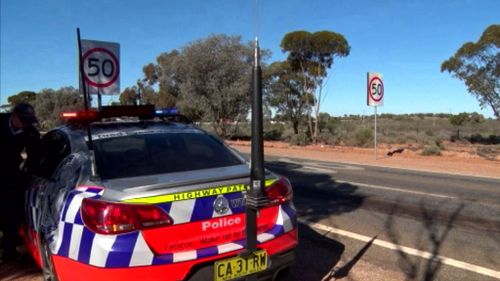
top-left (228, 141), bottom-right (500, 179)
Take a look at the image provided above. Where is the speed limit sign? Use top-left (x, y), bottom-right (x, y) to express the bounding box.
top-left (367, 72), bottom-right (383, 106)
top-left (80, 40), bottom-right (120, 95)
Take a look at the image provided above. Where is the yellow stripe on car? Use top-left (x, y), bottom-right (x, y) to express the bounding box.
top-left (123, 178), bottom-right (279, 204)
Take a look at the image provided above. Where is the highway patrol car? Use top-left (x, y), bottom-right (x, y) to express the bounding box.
top-left (21, 106), bottom-right (297, 281)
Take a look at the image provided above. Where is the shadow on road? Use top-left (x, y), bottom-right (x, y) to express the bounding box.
top-left (266, 160), bottom-right (366, 223)
top-left (329, 235), bottom-right (377, 280)
top-left (286, 223), bottom-right (345, 281)
top-left (384, 200), bottom-right (464, 281)
top-left (267, 160), bottom-right (369, 280)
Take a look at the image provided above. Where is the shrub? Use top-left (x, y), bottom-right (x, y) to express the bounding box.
top-left (354, 128), bottom-right (373, 147)
top-left (435, 139), bottom-right (445, 150)
top-left (263, 128), bottom-right (283, 141)
top-left (317, 132), bottom-right (340, 145)
top-left (290, 132), bottom-right (311, 146)
top-left (262, 122), bottom-right (285, 141)
top-left (421, 145), bottom-right (442, 156)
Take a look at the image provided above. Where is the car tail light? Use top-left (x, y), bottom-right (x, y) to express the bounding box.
top-left (263, 177), bottom-right (293, 206)
top-left (81, 198), bottom-right (173, 235)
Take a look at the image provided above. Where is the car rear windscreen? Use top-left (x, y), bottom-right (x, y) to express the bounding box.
top-left (93, 132), bottom-right (243, 179)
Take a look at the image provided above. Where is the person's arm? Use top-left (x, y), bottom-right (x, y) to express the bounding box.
top-left (23, 125), bottom-right (41, 174)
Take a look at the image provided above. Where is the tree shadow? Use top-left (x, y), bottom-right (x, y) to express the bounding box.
top-left (266, 160), bottom-right (366, 222)
top-left (285, 223), bottom-right (346, 281)
top-left (329, 235), bottom-right (377, 280)
top-left (384, 200), bottom-right (464, 281)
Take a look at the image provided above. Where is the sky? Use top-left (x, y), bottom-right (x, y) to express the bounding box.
top-left (1, 0), bottom-right (499, 117)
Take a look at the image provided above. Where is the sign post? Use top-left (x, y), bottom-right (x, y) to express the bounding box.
top-left (367, 72), bottom-right (384, 160)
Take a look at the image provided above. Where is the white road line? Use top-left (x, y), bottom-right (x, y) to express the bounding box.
top-left (303, 166), bottom-right (338, 174)
top-left (335, 180), bottom-right (457, 199)
top-left (299, 219), bottom-right (500, 279)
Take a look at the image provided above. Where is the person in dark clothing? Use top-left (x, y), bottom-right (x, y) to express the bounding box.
top-left (0, 103), bottom-right (40, 262)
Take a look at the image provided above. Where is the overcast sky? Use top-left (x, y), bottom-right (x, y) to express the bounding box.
top-left (1, 0), bottom-right (499, 117)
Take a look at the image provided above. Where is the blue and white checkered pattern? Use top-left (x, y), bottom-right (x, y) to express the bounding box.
top-left (30, 186), bottom-right (296, 268)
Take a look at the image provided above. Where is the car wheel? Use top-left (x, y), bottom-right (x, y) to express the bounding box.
top-left (38, 234), bottom-right (58, 281)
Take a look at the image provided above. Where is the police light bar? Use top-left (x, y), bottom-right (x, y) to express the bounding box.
top-left (100, 105), bottom-right (155, 119)
top-left (60, 110), bottom-right (98, 122)
top-left (155, 108), bottom-right (178, 116)
top-left (60, 105), bottom-right (156, 123)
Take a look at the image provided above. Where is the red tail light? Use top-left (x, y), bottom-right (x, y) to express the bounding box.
top-left (264, 177), bottom-right (293, 206)
top-left (81, 198), bottom-right (173, 235)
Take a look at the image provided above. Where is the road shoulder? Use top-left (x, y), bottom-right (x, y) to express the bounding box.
top-left (228, 141), bottom-right (500, 179)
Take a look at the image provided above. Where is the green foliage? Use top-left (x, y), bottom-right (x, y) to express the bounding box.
top-left (144, 35), bottom-right (269, 137)
top-left (448, 112), bottom-right (486, 139)
top-left (449, 112), bottom-right (470, 127)
top-left (263, 123), bottom-right (285, 141)
top-left (354, 128), bottom-right (373, 147)
top-left (33, 87), bottom-right (84, 129)
top-left (441, 24), bottom-right (500, 119)
top-left (281, 30), bottom-right (350, 142)
top-left (119, 87), bottom-right (138, 105)
top-left (120, 81), bottom-right (156, 105)
top-left (266, 61), bottom-right (312, 134)
top-left (317, 132), bottom-right (340, 145)
top-left (8, 91), bottom-right (36, 106)
top-left (421, 145), bottom-right (442, 156)
top-left (290, 132), bottom-right (311, 146)
top-left (318, 112), bottom-right (341, 134)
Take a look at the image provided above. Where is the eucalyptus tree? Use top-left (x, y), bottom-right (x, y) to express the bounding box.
top-left (281, 30), bottom-right (350, 142)
top-left (442, 24), bottom-right (500, 119)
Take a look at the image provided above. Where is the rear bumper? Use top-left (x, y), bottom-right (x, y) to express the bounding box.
top-left (52, 229), bottom-right (297, 281)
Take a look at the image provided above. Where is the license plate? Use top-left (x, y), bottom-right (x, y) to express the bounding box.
top-left (214, 250), bottom-right (268, 281)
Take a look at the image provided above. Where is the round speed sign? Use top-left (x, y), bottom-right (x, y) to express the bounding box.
top-left (369, 76), bottom-right (384, 102)
top-left (82, 47), bottom-right (120, 88)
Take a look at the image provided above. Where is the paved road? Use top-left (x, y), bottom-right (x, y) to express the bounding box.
top-left (261, 154), bottom-right (500, 281)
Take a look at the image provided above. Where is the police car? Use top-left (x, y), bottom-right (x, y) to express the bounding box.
top-left (21, 106), bottom-right (297, 281)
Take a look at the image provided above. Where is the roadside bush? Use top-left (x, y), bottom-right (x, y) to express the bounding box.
top-left (468, 134), bottom-right (500, 145)
top-left (435, 138), bottom-right (445, 150)
top-left (263, 123), bottom-right (285, 141)
top-left (317, 132), bottom-right (340, 146)
top-left (290, 132), bottom-right (311, 146)
top-left (421, 145), bottom-right (442, 156)
top-left (354, 128), bottom-right (373, 147)
top-left (263, 128), bottom-right (283, 141)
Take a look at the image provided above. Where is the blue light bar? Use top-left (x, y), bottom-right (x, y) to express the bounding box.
top-left (155, 108), bottom-right (179, 116)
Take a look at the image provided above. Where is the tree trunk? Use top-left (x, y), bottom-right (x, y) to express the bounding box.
top-left (300, 63), bottom-right (314, 138)
top-left (292, 120), bottom-right (299, 135)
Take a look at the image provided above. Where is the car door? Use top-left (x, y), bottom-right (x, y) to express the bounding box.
top-left (27, 130), bottom-right (72, 234)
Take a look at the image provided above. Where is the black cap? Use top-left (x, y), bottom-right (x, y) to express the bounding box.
top-left (13, 103), bottom-right (38, 126)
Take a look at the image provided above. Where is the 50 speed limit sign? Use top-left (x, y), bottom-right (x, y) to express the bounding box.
top-left (367, 72), bottom-right (383, 106)
top-left (80, 40), bottom-right (120, 95)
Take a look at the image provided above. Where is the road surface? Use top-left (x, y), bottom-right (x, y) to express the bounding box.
top-left (262, 155), bottom-right (500, 281)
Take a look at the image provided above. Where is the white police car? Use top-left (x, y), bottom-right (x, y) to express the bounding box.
top-left (21, 106), bottom-right (297, 281)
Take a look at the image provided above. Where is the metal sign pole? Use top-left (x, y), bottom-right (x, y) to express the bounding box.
top-left (97, 88), bottom-right (102, 109)
top-left (77, 28), bottom-right (89, 111)
top-left (77, 28), bottom-right (98, 178)
top-left (374, 105), bottom-right (377, 160)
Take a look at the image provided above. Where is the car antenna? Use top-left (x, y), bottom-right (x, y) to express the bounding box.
top-left (243, 1), bottom-right (266, 275)
top-left (77, 28), bottom-right (99, 180)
